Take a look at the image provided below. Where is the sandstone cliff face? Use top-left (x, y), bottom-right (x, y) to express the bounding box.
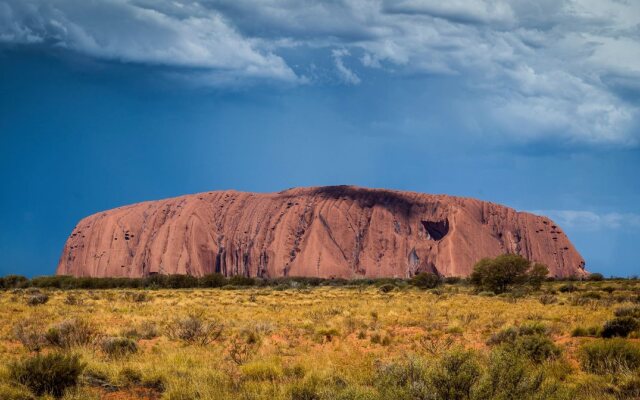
top-left (56, 186), bottom-right (586, 278)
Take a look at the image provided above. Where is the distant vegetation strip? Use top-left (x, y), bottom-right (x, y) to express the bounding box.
top-left (0, 270), bottom-right (623, 291)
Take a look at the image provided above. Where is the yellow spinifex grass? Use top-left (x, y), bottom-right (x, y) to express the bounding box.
top-left (0, 280), bottom-right (638, 399)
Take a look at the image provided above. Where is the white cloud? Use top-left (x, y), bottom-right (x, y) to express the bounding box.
top-left (0, 0), bottom-right (298, 82)
top-left (332, 48), bottom-right (361, 84)
top-left (1, 0), bottom-right (639, 145)
top-left (532, 210), bottom-right (640, 231)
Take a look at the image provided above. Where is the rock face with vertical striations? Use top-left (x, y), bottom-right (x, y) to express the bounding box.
top-left (56, 186), bottom-right (586, 278)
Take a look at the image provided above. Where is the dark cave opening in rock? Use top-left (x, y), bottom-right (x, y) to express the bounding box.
top-left (421, 219), bottom-right (449, 241)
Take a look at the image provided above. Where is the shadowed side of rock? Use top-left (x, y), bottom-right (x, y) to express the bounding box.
top-left (56, 186), bottom-right (586, 278)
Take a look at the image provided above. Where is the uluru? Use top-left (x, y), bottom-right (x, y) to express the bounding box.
top-left (56, 186), bottom-right (586, 279)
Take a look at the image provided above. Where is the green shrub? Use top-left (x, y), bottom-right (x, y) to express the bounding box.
top-left (165, 311), bottom-right (224, 345)
top-left (227, 275), bottom-right (255, 286)
top-left (429, 350), bottom-right (481, 400)
top-left (100, 337), bottom-right (138, 358)
top-left (9, 353), bottom-right (85, 398)
top-left (580, 339), bottom-right (640, 374)
top-left (375, 357), bottom-right (429, 399)
top-left (45, 318), bottom-right (98, 348)
top-left (410, 272), bottom-right (441, 289)
top-left (571, 326), bottom-right (600, 337)
top-left (513, 334), bottom-right (561, 363)
top-left (488, 324), bottom-right (559, 363)
top-left (601, 317), bottom-right (639, 338)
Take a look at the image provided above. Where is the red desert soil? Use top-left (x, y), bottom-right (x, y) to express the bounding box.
top-left (57, 186), bottom-right (586, 279)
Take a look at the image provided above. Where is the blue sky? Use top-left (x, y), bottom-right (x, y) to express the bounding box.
top-left (1, 0), bottom-right (639, 277)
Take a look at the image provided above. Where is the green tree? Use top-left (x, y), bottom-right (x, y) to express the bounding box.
top-left (470, 254), bottom-right (548, 294)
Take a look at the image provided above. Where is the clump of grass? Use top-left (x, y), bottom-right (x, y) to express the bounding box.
top-left (45, 318), bottom-right (98, 348)
top-left (571, 326), bottom-right (600, 337)
top-left (0, 383), bottom-right (35, 400)
top-left (8, 353), bottom-right (85, 398)
top-left (122, 320), bottom-right (158, 340)
top-left (165, 311), bottom-right (223, 345)
top-left (117, 366), bottom-right (142, 386)
top-left (315, 327), bottom-right (340, 343)
top-left (580, 339), bottom-right (640, 374)
top-left (100, 336), bottom-right (138, 358)
top-left (240, 360), bottom-right (282, 381)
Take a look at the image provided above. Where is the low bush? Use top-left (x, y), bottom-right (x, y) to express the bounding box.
top-left (45, 318), bottom-right (98, 348)
top-left (165, 312), bottom-right (223, 345)
top-left (227, 275), bottom-right (255, 286)
top-left (558, 284), bottom-right (577, 293)
top-left (100, 336), bottom-right (138, 358)
top-left (587, 273), bottom-right (605, 281)
top-left (601, 316), bottom-right (639, 338)
top-left (378, 284), bottom-right (396, 293)
top-left (580, 339), bottom-right (640, 374)
top-left (581, 291), bottom-right (601, 300)
top-left (475, 348), bottom-right (550, 399)
top-left (9, 353), bottom-right (85, 398)
top-left (539, 294), bottom-right (557, 305)
top-left (26, 293), bottom-right (49, 306)
top-left (375, 356), bottom-right (429, 399)
top-left (488, 324), bottom-right (559, 363)
top-left (409, 272), bottom-right (441, 289)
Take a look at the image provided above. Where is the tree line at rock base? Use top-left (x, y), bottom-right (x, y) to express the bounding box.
top-left (0, 255), bottom-right (623, 291)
